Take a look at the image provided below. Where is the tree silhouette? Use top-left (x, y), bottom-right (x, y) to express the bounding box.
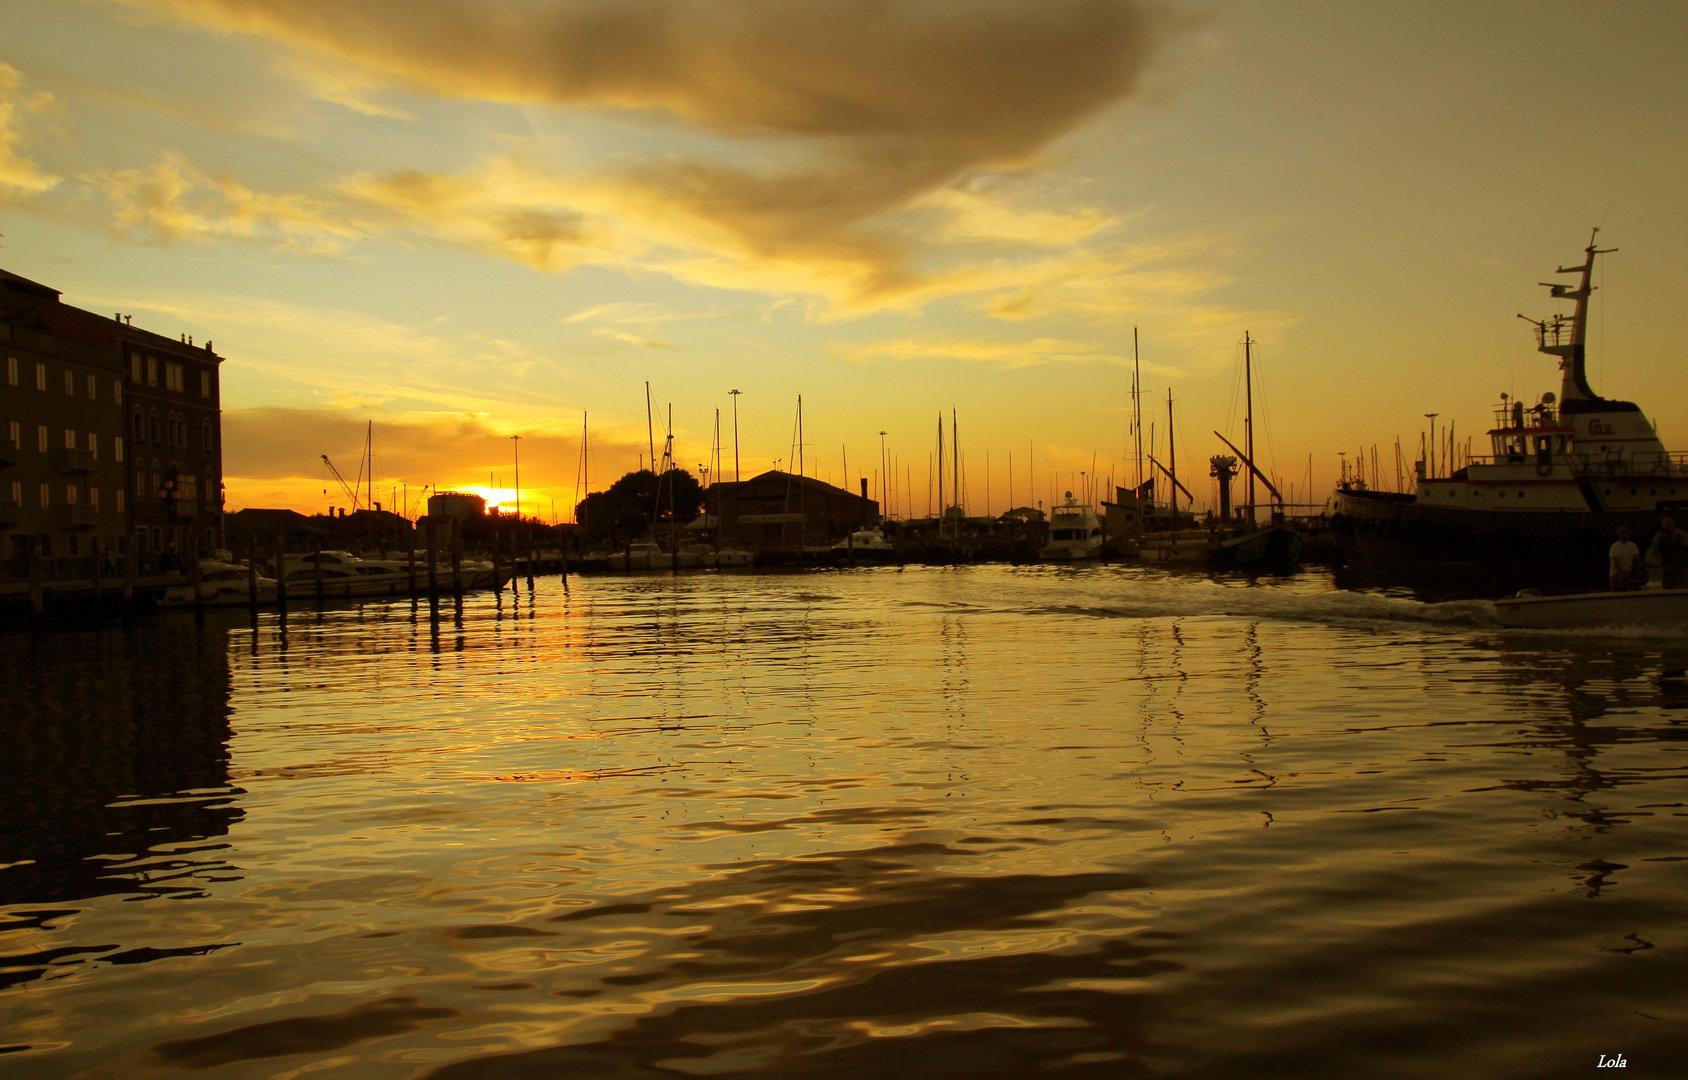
top-left (575, 468), bottom-right (704, 543)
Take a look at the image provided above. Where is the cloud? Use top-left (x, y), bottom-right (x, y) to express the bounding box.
top-left (0, 63), bottom-right (61, 195)
top-left (114, 0), bottom-right (1187, 306)
top-left (836, 335), bottom-right (1115, 369)
top-left (83, 152), bottom-right (369, 252)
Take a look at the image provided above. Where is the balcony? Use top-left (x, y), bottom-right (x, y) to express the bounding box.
top-left (55, 448), bottom-right (95, 474)
top-left (55, 503), bottom-right (98, 530)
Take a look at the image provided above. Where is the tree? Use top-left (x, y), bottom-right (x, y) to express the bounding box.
top-left (575, 468), bottom-right (704, 544)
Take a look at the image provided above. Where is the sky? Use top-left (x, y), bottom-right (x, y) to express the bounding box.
top-left (2, 0), bottom-right (1685, 519)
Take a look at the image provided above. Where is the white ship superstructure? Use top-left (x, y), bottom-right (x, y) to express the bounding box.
top-left (1338, 229), bottom-right (1687, 526)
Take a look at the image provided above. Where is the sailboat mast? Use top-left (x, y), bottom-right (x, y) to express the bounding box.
top-left (1244, 332), bottom-right (1255, 526)
top-left (1167, 391), bottom-right (1177, 516)
top-left (951, 409), bottom-right (959, 517)
top-left (937, 415), bottom-right (945, 538)
top-left (1133, 327), bottom-right (1143, 496)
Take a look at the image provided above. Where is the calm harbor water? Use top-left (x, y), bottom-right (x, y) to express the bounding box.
top-left (2, 565), bottom-right (1686, 1078)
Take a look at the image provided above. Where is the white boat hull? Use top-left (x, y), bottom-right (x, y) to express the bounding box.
top-left (1493, 588), bottom-right (1688, 629)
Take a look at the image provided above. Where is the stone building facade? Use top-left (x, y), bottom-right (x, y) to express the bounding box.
top-left (0, 266), bottom-right (224, 580)
top-left (117, 325), bottom-right (224, 567)
top-left (1, 270), bottom-right (131, 579)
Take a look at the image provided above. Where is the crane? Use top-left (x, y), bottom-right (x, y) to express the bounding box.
top-left (322, 454), bottom-right (361, 512)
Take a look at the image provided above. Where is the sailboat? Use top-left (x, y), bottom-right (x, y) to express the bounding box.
top-left (1138, 335), bottom-right (1304, 571)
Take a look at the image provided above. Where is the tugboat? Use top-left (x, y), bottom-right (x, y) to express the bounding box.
top-left (1332, 229), bottom-right (1682, 587)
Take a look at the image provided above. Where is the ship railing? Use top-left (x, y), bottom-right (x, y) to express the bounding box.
top-left (1533, 314), bottom-right (1575, 350)
top-left (1459, 451), bottom-right (1688, 476)
top-left (1491, 404), bottom-right (1560, 430)
top-left (1455, 451), bottom-right (1688, 476)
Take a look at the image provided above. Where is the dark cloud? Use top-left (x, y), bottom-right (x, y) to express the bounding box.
top-left (126, 1), bottom-right (1182, 301)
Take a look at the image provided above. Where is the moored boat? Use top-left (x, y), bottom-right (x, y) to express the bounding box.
top-left (160, 559), bottom-right (278, 607)
top-left (1038, 493), bottom-right (1103, 560)
top-left (1332, 229), bottom-right (1680, 585)
top-left (830, 526), bottom-right (898, 563)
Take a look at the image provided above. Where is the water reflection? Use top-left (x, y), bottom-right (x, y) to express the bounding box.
top-left (0, 621), bottom-right (238, 991)
top-left (0, 568), bottom-right (1685, 1076)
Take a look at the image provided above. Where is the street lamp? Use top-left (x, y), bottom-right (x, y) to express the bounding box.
top-left (877, 430), bottom-right (888, 519)
top-left (729, 389), bottom-right (742, 483)
top-left (511, 434), bottom-right (522, 518)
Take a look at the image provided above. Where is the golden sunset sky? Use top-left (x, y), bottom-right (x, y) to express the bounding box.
top-left (2, 1), bottom-right (1684, 518)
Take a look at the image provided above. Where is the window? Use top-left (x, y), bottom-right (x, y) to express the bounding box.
top-left (146, 356), bottom-right (158, 386)
top-left (64, 428), bottom-right (76, 450)
top-left (182, 475), bottom-right (198, 503)
top-left (133, 407), bottom-right (145, 442)
top-left (86, 432), bottom-right (98, 458)
top-left (113, 380), bottom-right (122, 406)
top-left (9, 480), bottom-right (19, 505)
top-left (87, 373), bottom-right (97, 400)
top-left (89, 487), bottom-right (99, 510)
top-left (7, 420), bottom-right (17, 449)
top-left (115, 490), bottom-right (125, 513)
top-left (36, 425), bottom-right (47, 452)
top-left (35, 362), bottom-right (46, 391)
top-left (64, 368), bottom-right (75, 396)
top-left (149, 408), bottom-right (160, 445)
top-left (65, 484), bottom-right (78, 505)
top-left (166, 362), bottom-right (183, 392)
top-left (131, 353), bottom-right (143, 382)
top-left (199, 370), bottom-right (211, 398)
top-left (38, 482), bottom-right (50, 508)
top-left (115, 436), bottom-right (124, 463)
top-left (5, 356), bottom-right (16, 385)
top-left (202, 418), bottom-right (213, 451)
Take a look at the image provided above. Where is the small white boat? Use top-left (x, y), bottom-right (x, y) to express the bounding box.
top-left (278, 550), bottom-right (495, 596)
top-left (831, 527), bottom-right (897, 562)
top-left (1038, 493), bottom-right (1103, 560)
top-left (606, 541), bottom-right (668, 570)
top-left (160, 560), bottom-right (278, 607)
top-left (1493, 587), bottom-right (1688, 629)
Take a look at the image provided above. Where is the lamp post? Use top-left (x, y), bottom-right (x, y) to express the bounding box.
top-left (511, 434), bottom-right (522, 518)
top-left (878, 430), bottom-right (888, 520)
top-left (729, 389), bottom-right (742, 483)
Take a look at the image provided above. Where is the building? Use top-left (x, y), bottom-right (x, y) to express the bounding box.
top-left (426, 490), bottom-right (486, 521)
top-left (1, 266), bottom-right (225, 582)
top-left (1, 270), bottom-right (131, 580)
top-left (117, 322), bottom-right (224, 567)
top-left (711, 470), bottom-right (877, 550)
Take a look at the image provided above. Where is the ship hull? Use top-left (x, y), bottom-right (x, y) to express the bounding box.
top-left (1329, 489), bottom-right (1671, 591)
top-left (1139, 524), bottom-right (1304, 572)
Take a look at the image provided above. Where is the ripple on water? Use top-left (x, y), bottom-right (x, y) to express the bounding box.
top-left (1, 565), bottom-right (1686, 1077)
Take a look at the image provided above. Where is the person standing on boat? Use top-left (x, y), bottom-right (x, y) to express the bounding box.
top-left (1609, 526), bottom-right (1641, 591)
top-left (1647, 518), bottom-right (1688, 588)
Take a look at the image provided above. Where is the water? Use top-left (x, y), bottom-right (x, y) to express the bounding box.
top-left (2, 566), bottom-right (1685, 1078)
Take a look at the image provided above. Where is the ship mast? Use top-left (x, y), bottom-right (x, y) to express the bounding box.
top-left (1522, 227), bottom-right (1617, 404)
top-left (1166, 390), bottom-right (1177, 515)
top-left (1244, 331), bottom-right (1255, 527)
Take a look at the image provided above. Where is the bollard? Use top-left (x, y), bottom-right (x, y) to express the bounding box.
top-left (450, 517), bottom-right (463, 595)
top-left (426, 521), bottom-right (439, 597)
